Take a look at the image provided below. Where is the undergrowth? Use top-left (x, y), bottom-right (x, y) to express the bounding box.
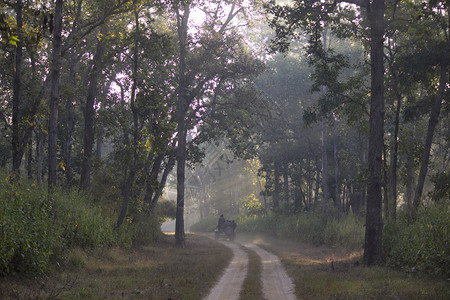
top-left (383, 202), bottom-right (449, 277)
top-left (0, 171), bottom-right (163, 276)
top-left (190, 210), bottom-right (364, 250)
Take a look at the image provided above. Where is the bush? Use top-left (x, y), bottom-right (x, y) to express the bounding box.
top-left (124, 212), bottom-right (164, 247)
top-left (55, 188), bottom-right (115, 249)
top-left (0, 172), bottom-right (116, 275)
top-left (190, 215), bottom-right (221, 232)
top-left (383, 202), bottom-right (450, 277)
top-left (0, 178), bottom-right (58, 275)
top-left (231, 210), bottom-right (364, 250)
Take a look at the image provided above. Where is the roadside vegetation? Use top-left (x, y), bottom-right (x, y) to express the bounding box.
top-left (0, 171), bottom-right (165, 276)
top-left (250, 234), bottom-right (449, 300)
top-left (191, 201), bottom-right (450, 279)
top-left (0, 233), bottom-right (230, 299)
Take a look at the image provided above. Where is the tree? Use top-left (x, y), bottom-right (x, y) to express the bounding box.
top-left (412, 1), bottom-right (449, 211)
top-left (48, 0), bottom-right (63, 189)
top-left (266, 0), bottom-right (386, 265)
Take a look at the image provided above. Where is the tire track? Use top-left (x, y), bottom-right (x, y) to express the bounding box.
top-left (204, 241), bottom-right (248, 300)
top-left (244, 243), bottom-right (297, 300)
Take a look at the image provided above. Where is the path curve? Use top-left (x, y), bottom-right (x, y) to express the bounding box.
top-left (244, 243), bottom-right (297, 300)
top-left (204, 241), bottom-right (248, 300)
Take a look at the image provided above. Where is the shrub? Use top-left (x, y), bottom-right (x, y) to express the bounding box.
top-left (0, 177), bottom-right (59, 275)
top-left (125, 212), bottom-right (164, 247)
top-left (55, 188), bottom-right (115, 249)
top-left (241, 193), bottom-right (266, 216)
top-left (383, 202), bottom-right (449, 277)
top-left (0, 172), bottom-right (117, 275)
top-left (190, 215), bottom-right (221, 232)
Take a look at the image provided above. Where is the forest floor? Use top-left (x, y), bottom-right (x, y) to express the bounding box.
top-left (0, 233), bottom-right (448, 299)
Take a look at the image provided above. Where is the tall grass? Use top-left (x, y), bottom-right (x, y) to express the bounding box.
top-left (383, 202), bottom-right (450, 277)
top-left (190, 210), bottom-right (364, 250)
top-left (236, 212), bottom-right (364, 250)
top-left (0, 171), bottom-right (164, 275)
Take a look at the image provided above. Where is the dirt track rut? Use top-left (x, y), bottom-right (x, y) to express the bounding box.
top-left (204, 240), bottom-right (297, 300)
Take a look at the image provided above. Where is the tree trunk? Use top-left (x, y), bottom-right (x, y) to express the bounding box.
top-left (382, 143), bottom-right (389, 218)
top-left (332, 117), bottom-right (341, 213)
top-left (413, 58), bottom-right (448, 211)
top-left (388, 93), bottom-right (401, 219)
top-left (273, 162), bottom-right (280, 209)
top-left (117, 10), bottom-right (140, 228)
top-left (283, 162), bottom-right (289, 204)
top-left (26, 135), bottom-right (32, 179)
top-left (175, 2), bottom-right (190, 248)
top-left (65, 54), bottom-right (79, 185)
top-left (150, 149), bottom-right (176, 211)
top-left (80, 37), bottom-right (104, 190)
top-left (48, 0), bottom-right (64, 189)
top-left (321, 117), bottom-right (329, 221)
top-left (12, 0), bottom-right (23, 177)
top-left (405, 154), bottom-right (415, 217)
top-left (36, 130), bottom-right (45, 186)
top-left (364, 0), bottom-right (385, 266)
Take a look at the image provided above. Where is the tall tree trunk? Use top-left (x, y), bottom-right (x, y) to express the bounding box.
top-left (382, 143), bottom-right (389, 218)
top-left (117, 11), bottom-right (140, 228)
top-left (26, 136), bottom-right (32, 179)
top-left (12, 0), bottom-right (23, 177)
top-left (144, 153), bottom-right (163, 206)
top-left (364, 0), bottom-right (385, 266)
top-left (65, 54), bottom-right (79, 185)
top-left (48, 0), bottom-right (64, 189)
top-left (332, 117), bottom-right (341, 213)
top-left (387, 93), bottom-right (401, 219)
top-left (36, 130), bottom-right (45, 186)
top-left (405, 154), bottom-right (415, 217)
top-left (273, 162), bottom-right (280, 209)
top-left (150, 149), bottom-right (176, 211)
top-left (175, 2), bottom-right (190, 248)
top-left (80, 37), bottom-right (104, 190)
top-left (283, 162), bottom-right (289, 204)
top-left (413, 58), bottom-right (448, 211)
top-left (321, 117), bottom-right (329, 221)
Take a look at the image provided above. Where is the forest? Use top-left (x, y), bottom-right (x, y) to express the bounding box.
top-left (0, 0), bottom-right (449, 284)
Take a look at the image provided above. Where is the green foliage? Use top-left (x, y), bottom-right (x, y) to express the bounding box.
top-left (117, 212), bottom-right (164, 248)
top-left (55, 188), bottom-right (115, 249)
top-left (0, 171), bottom-right (165, 275)
top-left (428, 172), bottom-right (450, 203)
top-left (0, 178), bottom-right (57, 275)
top-left (383, 202), bottom-right (450, 277)
top-left (241, 193), bottom-right (266, 216)
top-left (154, 200), bottom-right (177, 221)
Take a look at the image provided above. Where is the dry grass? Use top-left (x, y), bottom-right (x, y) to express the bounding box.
top-left (239, 246), bottom-right (263, 300)
top-left (0, 233), bottom-right (232, 300)
top-left (237, 233), bottom-right (450, 300)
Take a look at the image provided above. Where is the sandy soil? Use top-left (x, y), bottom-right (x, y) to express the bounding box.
top-left (204, 241), bottom-right (249, 300)
top-left (204, 239), bottom-right (297, 300)
top-left (244, 243), bottom-right (297, 300)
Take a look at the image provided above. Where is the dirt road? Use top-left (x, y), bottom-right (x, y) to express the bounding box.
top-left (204, 241), bottom-right (249, 300)
top-left (204, 240), bottom-right (297, 300)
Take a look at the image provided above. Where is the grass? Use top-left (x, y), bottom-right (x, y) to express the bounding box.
top-left (2, 232), bottom-right (448, 299)
top-left (239, 233), bottom-right (450, 300)
top-left (240, 246), bottom-right (263, 300)
top-left (0, 233), bottom-right (232, 300)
